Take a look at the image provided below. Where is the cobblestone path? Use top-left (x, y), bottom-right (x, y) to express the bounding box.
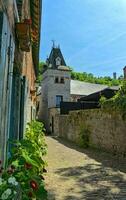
top-left (45, 136), bottom-right (126, 200)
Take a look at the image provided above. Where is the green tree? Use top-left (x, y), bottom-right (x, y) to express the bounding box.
top-left (36, 61), bottom-right (46, 84)
top-left (71, 69), bottom-right (122, 86)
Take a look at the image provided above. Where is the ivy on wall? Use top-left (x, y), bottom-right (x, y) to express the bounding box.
top-left (77, 124), bottom-right (91, 148)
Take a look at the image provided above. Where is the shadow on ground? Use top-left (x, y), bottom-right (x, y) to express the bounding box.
top-left (47, 189), bottom-right (56, 200)
top-left (55, 164), bottom-right (126, 199)
top-left (55, 137), bottom-right (126, 173)
top-left (52, 137), bottom-right (126, 200)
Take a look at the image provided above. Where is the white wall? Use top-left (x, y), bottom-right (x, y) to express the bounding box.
top-left (38, 68), bottom-right (71, 131)
top-left (47, 69), bottom-right (71, 108)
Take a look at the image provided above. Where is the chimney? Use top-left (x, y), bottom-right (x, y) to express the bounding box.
top-left (123, 66), bottom-right (126, 79)
top-left (113, 72), bottom-right (116, 79)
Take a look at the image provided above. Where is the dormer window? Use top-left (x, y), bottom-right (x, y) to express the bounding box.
top-left (56, 57), bottom-right (61, 66)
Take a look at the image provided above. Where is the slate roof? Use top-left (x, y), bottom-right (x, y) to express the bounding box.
top-left (109, 86), bottom-right (120, 90)
top-left (47, 47), bottom-right (66, 69)
top-left (79, 88), bottom-right (118, 102)
top-left (71, 80), bottom-right (108, 96)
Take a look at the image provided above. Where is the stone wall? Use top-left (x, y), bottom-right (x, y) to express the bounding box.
top-left (49, 108), bottom-right (60, 135)
top-left (57, 110), bottom-right (126, 156)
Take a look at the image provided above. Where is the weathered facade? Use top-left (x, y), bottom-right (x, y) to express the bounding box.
top-left (38, 62), bottom-right (71, 132)
top-left (0, 1), bottom-right (16, 162)
top-left (53, 110), bottom-right (126, 156)
top-left (38, 46), bottom-right (118, 133)
top-left (0, 0), bottom-right (42, 163)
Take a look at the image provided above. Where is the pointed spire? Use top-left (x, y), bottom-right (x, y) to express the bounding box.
top-left (51, 40), bottom-right (55, 48)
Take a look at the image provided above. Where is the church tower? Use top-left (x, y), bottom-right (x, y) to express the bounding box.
top-left (38, 46), bottom-right (71, 133)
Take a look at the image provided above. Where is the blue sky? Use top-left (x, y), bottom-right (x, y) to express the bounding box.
top-left (39, 0), bottom-right (126, 77)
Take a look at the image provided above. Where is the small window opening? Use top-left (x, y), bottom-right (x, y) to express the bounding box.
top-left (60, 77), bottom-right (64, 83)
top-left (55, 77), bottom-right (59, 83)
top-left (56, 57), bottom-right (61, 66)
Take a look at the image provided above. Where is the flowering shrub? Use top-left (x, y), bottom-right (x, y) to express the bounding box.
top-left (1, 121), bottom-right (48, 200)
top-left (0, 162), bottom-right (19, 200)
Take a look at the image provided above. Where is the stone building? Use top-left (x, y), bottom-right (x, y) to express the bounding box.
top-left (38, 46), bottom-right (71, 132)
top-left (38, 46), bottom-right (112, 133)
top-left (0, 0), bottom-right (42, 163)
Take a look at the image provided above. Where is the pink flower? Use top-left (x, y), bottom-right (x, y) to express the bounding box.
top-left (25, 163), bottom-right (32, 170)
top-left (30, 180), bottom-right (38, 190)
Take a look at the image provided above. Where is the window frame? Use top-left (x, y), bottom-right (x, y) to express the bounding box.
top-left (60, 77), bottom-right (64, 84)
top-left (55, 77), bottom-right (59, 83)
top-left (56, 95), bottom-right (63, 107)
top-left (56, 57), bottom-right (61, 66)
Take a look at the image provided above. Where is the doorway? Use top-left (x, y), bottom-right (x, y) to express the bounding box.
top-left (51, 116), bottom-right (54, 134)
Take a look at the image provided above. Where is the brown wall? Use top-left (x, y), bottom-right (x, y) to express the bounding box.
top-left (22, 50), bottom-right (36, 91)
top-left (57, 110), bottom-right (126, 156)
top-left (21, 0), bottom-right (36, 94)
top-left (22, 49), bottom-right (36, 122)
top-left (21, 0), bottom-right (37, 122)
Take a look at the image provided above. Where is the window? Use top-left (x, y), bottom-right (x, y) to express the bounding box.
top-left (60, 77), bottom-right (64, 83)
top-left (55, 77), bottom-right (65, 84)
top-left (55, 77), bottom-right (59, 83)
top-left (56, 95), bottom-right (63, 107)
top-left (56, 57), bottom-right (61, 66)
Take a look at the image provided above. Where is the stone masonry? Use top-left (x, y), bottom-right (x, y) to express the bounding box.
top-left (38, 68), bottom-right (71, 131)
top-left (55, 110), bottom-right (126, 156)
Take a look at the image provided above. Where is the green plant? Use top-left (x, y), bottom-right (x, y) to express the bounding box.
top-left (1, 121), bottom-right (48, 200)
top-left (71, 70), bottom-right (122, 86)
top-left (99, 96), bottom-right (107, 106)
top-left (0, 161), bottom-right (20, 200)
top-left (100, 81), bottom-right (126, 117)
top-left (78, 126), bottom-right (91, 148)
top-left (25, 121), bottom-right (47, 157)
top-left (36, 62), bottom-right (46, 84)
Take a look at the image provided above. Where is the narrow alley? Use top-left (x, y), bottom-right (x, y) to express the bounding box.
top-left (45, 137), bottom-right (126, 200)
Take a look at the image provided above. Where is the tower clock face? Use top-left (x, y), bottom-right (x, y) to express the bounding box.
top-left (56, 57), bottom-right (61, 66)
